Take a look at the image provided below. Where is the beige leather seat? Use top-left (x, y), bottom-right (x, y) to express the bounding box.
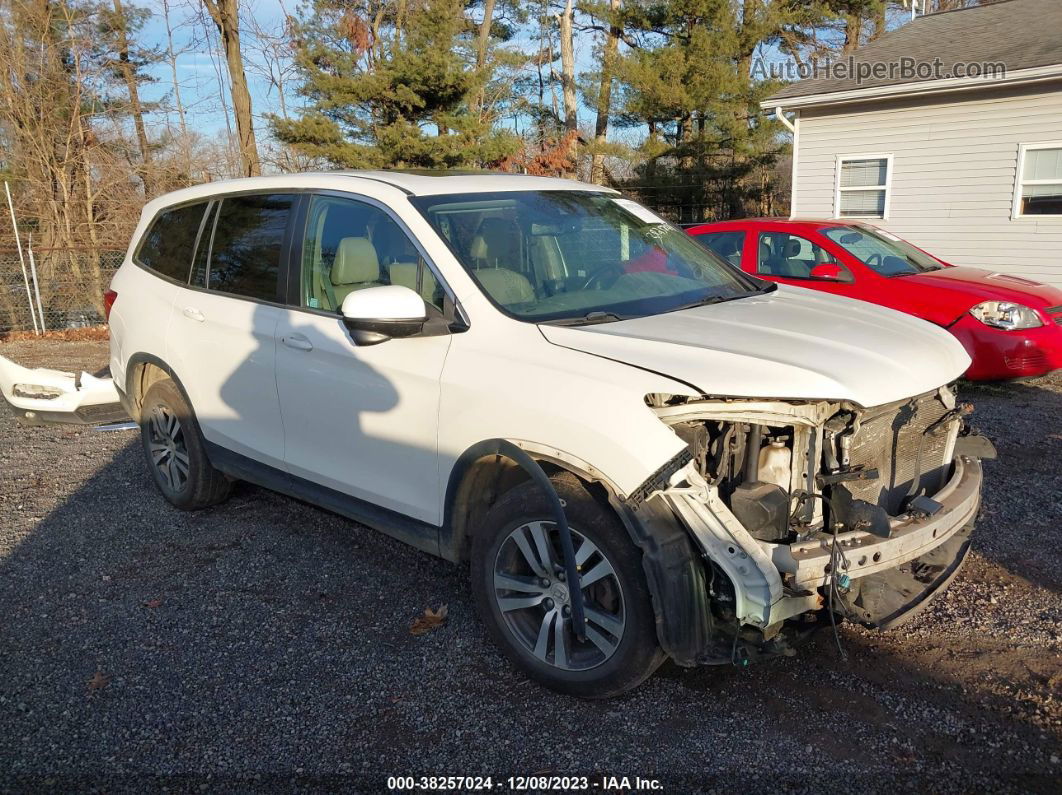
top-left (388, 261), bottom-right (438, 305)
top-left (470, 218), bottom-right (519, 268)
top-left (529, 235), bottom-right (566, 281)
top-left (469, 218), bottom-right (535, 306)
top-left (331, 237), bottom-right (382, 303)
top-left (476, 269), bottom-right (535, 305)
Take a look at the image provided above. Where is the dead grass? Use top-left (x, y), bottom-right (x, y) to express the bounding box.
top-left (0, 326), bottom-right (109, 343)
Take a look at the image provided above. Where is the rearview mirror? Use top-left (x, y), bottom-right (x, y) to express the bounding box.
top-left (809, 263), bottom-right (854, 283)
top-left (341, 285), bottom-right (427, 346)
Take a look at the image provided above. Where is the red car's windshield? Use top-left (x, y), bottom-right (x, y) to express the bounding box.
top-left (822, 225), bottom-right (943, 276)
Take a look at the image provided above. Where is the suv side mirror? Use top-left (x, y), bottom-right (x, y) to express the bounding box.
top-left (809, 263), bottom-right (854, 283)
top-left (341, 285), bottom-right (427, 346)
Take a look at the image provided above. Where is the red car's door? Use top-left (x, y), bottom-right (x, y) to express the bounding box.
top-left (744, 225), bottom-right (864, 298)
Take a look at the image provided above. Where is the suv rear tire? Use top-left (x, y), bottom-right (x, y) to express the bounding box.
top-left (471, 473), bottom-right (664, 698)
top-left (139, 379), bottom-right (231, 510)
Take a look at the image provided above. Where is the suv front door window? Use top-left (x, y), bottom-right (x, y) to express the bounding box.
top-left (301, 194), bottom-right (445, 312)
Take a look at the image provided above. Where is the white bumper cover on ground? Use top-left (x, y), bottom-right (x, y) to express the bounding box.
top-left (0, 353), bottom-right (126, 425)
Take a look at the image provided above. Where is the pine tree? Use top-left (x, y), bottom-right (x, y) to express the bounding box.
top-left (611, 0), bottom-right (828, 221)
top-left (272, 0), bottom-right (519, 169)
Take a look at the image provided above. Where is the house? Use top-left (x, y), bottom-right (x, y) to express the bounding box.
top-left (763, 0), bottom-right (1062, 287)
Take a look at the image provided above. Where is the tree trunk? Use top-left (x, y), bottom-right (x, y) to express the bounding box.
top-left (202, 0), bottom-right (261, 177)
top-left (842, 14), bottom-right (863, 55)
top-left (470, 0), bottom-right (495, 115)
top-left (590, 0), bottom-right (620, 185)
top-left (111, 0), bottom-right (152, 194)
top-left (871, 1), bottom-right (887, 40)
top-left (558, 0), bottom-right (578, 165)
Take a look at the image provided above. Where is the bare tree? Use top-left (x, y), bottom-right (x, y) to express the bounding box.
top-left (161, 0), bottom-right (189, 140)
top-left (107, 0), bottom-right (153, 192)
top-left (201, 0), bottom-right (261, 176)
top-left (243, 0), bottom-right (296, 121)
top-left (0, 0), bottom-right (109, 308)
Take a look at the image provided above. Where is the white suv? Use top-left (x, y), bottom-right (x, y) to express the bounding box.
top-left (107, 172), bottom-right (991, 697)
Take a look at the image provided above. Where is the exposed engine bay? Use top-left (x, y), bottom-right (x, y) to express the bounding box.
top-left (639, 385), bottom-right (994, 663)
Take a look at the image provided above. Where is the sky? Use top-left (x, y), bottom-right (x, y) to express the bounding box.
top-left (133, 0), bottom-right (605, 145)
top-left (136, 0), bottom-right (295, 142)
top-left (132, 0), bottom-right (919, 147)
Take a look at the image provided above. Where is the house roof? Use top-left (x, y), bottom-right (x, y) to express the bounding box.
top-left (764, 0), bottom-right (1062, 109)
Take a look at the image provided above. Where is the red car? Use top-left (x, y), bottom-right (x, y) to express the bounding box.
top-left (686, 219), bottom-right (1062, 381)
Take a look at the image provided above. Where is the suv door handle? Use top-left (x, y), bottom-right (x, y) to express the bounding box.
top-left (281, 333), bottom-right (313, 352)
top-left (183, 306), bottom-right (205, 322)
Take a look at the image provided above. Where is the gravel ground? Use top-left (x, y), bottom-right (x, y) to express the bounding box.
top-left (0, 339), bottom-right (1059, 793)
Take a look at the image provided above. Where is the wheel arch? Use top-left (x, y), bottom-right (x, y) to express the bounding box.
top-left (442, 439), bottom-right (719, 666)
top-left (441, 439), bottom-right (622, 565)
top-left (123, 353), bottom-right (196, 425)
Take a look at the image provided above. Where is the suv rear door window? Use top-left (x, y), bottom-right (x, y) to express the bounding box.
top-left (136, 202), bottom-right (208, 282)
top-left (208, 194), bottom-right (296, 301)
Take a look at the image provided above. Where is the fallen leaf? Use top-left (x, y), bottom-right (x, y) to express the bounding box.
top-left (409, 604), bottom-right (448, 636)
top-left (143, 599), bottom-right (162, 609)
top-left (87, 671), bottom-right (110, 691)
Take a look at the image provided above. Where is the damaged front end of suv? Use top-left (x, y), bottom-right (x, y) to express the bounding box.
top-left (619, 386), bottom-right (994, 666)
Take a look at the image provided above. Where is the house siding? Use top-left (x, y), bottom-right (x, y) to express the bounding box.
top-left (792, 82), bottom-right (1062, 287)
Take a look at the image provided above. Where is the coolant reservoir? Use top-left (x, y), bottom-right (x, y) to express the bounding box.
top-left (758, 440), bottom-right (791, 491)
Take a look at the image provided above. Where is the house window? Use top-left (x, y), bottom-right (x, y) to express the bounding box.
top-left (1014, 143), bottom-right (1062, 217)
top-left (835, 155), bottom-right (891, 219)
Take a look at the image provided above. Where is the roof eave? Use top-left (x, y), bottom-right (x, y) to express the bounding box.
top-left (761, 63), bottom-right (1062, 112)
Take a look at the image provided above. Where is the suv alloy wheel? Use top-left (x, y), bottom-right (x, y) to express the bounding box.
top-left (471, 474), bottom-right (664, 698)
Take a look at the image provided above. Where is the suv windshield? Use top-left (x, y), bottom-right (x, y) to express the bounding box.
top-left (411, 191), bottom-right (765, 323)
top-left (822, 225), bottom-right (943, 276)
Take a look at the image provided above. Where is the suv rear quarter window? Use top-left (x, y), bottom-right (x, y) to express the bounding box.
top-left (208, 194), bottom-right (296, 301)
top-left (136, 202), bottom-right (208, 282)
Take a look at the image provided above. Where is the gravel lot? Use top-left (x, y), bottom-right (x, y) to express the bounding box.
top-left (1, 339), bottom-right (1059, 792)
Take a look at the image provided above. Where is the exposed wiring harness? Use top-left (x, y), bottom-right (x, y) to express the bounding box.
top-left (790, 489), bottom-right (853, 662)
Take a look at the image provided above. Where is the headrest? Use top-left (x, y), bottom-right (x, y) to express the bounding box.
top-left (470, 217), bottom-right (519, 267)
top-left (785, 238), bottom-right (802, 257)
top-left (331, 237), bottom-right (379, 285)
top-left (389, 261), bottom-right (438, 303)
top-left (759, 240), bottom-right (772, 260)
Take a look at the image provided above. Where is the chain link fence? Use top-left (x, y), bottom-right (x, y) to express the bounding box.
top-left (0, 250), bottom-right (123, 334)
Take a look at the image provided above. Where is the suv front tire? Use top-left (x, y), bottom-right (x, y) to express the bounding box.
top-left (471, 473), bottom-right (664, 698)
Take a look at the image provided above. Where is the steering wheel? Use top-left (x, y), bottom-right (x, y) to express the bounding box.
top-left (864, 252), bottom-right (883, 269)
top-left (582, 264), bottom-right (625, 290)
top-left (581, 265), bottom-right (620, 290)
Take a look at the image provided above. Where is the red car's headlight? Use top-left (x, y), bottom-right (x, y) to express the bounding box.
top-left (969, 301), bottom-right (1043, 331)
